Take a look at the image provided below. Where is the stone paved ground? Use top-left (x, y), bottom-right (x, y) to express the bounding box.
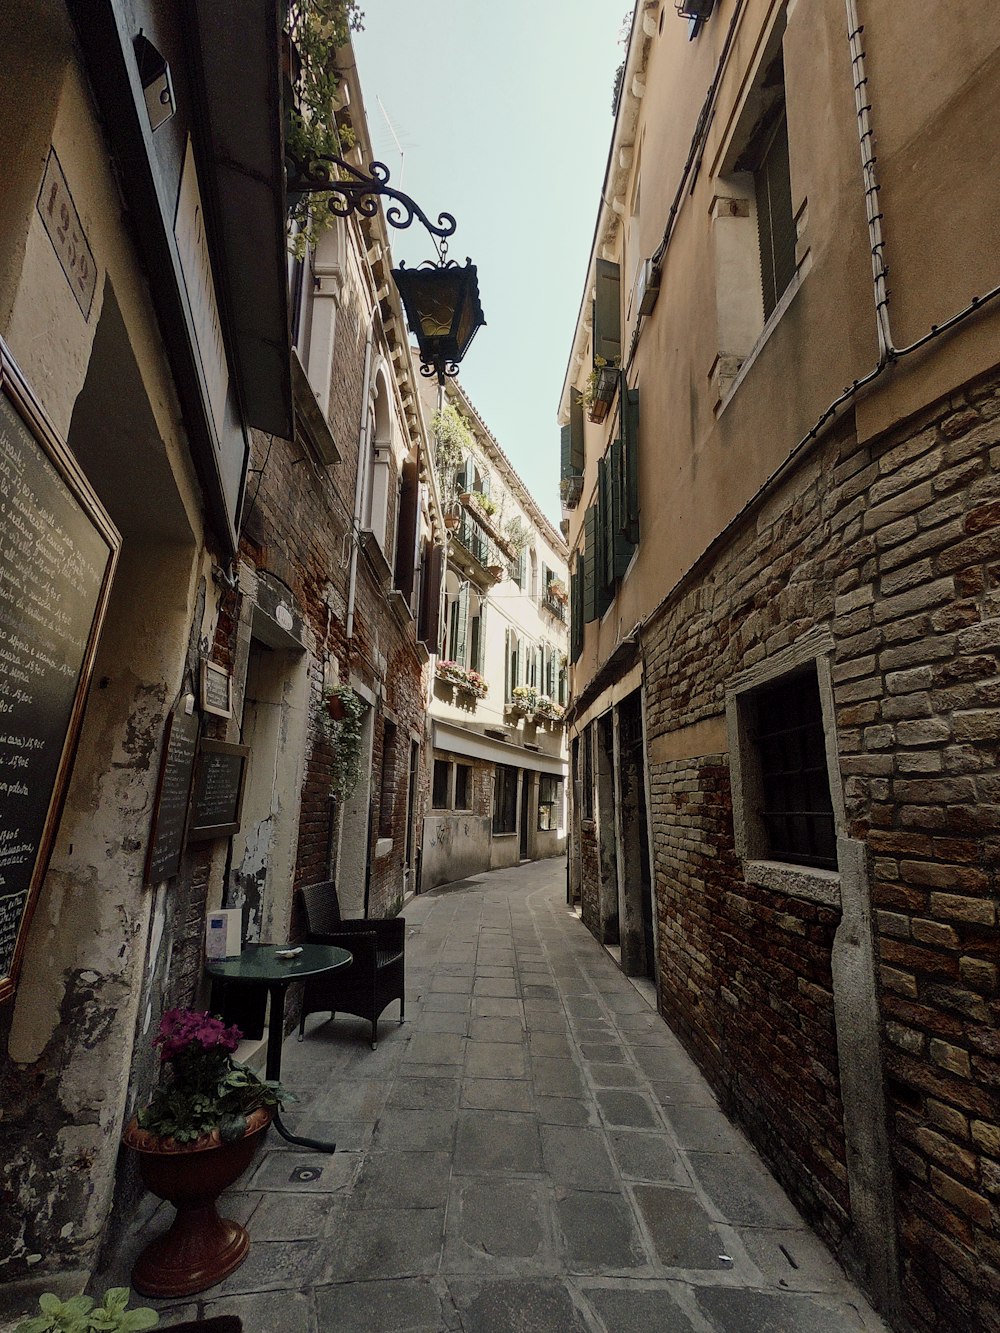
top-left (103, 858), bottom-right (888, 1332)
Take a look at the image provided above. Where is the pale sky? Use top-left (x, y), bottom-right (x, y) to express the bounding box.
top-left (355, 2), bottom-right (628, 525)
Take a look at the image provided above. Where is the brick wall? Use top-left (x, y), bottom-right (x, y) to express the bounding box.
top-left (576, 367), bottom-right (1000, 1329)
top-left (227, 259), bottom-right (430, 925)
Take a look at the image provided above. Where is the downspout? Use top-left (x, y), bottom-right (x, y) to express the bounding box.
top-left (845, 0), bottom-right (894, 362)
top-left (346, 314), bottom-right (377, 640)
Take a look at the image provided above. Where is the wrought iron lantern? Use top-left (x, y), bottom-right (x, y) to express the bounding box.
top-left (391, 259), bottom-right (485, 384)
top-left (286, 153), bottom-right (485, 382)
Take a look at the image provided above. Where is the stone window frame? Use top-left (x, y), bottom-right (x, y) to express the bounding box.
top-left (726, 627), bottom-right (845, 908)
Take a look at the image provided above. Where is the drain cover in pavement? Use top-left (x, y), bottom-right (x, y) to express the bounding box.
top-left (290, 1165), bottom-right (323, 1182)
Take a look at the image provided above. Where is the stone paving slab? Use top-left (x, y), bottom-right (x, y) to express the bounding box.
top-left (96, 856), bottom-right (888, 1333)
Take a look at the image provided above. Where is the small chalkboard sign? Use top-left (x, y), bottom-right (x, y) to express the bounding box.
top-left (200, 659), bottom-right (232, 718)
top-left (188, 739), bottom-right (249, 841)
top-left (0, 340), bottom-right (120, 1004)
top-left (144, 704), bottom-right (200, 884)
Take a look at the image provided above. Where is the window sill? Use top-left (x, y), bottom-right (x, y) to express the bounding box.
top-left (715, 250), bottom-right (811, 419)
top-left (492, 831), bottom-right (517, 839)
top-left (743, 858), bottom-right (841, 909)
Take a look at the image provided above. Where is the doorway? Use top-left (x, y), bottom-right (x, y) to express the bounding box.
top-left (519, 769), bottom-right (531, 860)
top-left (617, 690), bottom-right (655, 978)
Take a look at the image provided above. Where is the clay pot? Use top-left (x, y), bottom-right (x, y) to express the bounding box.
top-left (122, 1108), bottom-right (271, 1298)
top-left (325, 692), bottom-right (347, 721)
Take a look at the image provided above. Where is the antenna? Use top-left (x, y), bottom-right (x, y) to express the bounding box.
top-left (376, 95), bottom-right (405, 187)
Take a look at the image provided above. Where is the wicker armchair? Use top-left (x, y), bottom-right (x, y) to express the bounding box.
top-left (297, 880), bottom-right (405, 1050)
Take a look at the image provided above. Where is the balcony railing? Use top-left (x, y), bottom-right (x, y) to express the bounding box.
top-left (451, 514), bottom-right (505, 584)
top-left (542, 590), bottom-right (568, 622)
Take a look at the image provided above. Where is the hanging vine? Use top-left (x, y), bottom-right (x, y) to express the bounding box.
top-left (320, 684), bottom-right (366, 800)
top-left (285, 0), bottom-right (365, 255)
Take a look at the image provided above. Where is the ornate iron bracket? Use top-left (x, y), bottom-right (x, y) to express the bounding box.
top-left (286, 152), bottom-right (456, 252)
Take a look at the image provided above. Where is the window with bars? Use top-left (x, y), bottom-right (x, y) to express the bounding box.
top-left (493, 764), bottom-right (518, 834)
top-left (754, 104), bottom-right (796, 322)
top-left (432, 759), bottom-right (450, 809)
top-left (537, 775), bottom-right (564, 831)
top-left (751, 669), bottom-right (836, 869)
top-left (454, 763), bottom-right (472, 810)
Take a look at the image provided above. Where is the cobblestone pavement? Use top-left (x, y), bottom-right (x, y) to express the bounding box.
top-left (106, 857), bottom-right (888, 1332)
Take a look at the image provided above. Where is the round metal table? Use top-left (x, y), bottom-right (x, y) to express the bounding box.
top-left (206, 942), bottom-right (352, 1151)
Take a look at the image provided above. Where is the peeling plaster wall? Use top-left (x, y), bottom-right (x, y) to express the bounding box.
top-left (0, 28), bottom-right (216, 1299)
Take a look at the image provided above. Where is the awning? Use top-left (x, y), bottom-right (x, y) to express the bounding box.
top-left (433, 720), bottom-right (567, 776)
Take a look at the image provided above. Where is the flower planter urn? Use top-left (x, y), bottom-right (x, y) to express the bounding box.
top-left (122, 1108), bottom-right (272, 1298)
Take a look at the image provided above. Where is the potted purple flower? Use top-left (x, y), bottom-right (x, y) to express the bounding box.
top-left (122, 1009), bottom-right (287, 1299)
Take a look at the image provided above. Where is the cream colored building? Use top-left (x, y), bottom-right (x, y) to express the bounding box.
top-left (561, 2), bottom-right (1000, 1328)
top-left (420, 377), bottom-right (569, 889)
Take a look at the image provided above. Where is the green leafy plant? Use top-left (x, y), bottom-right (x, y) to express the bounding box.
top-left (321, 684), bottom-right (366, 799)
top-left (431, 404), bottom-right (475, 498)
top-left (470, 490), bottom-right (497, 518)
top-left (136, 1010), bottom-right (287, 1145)
top-left (15, 1288), bottom-right (158, 1332)
top-left (504, 517), bottom-right (530, 557)
top-left (285, 0), bottom-right (365, 255)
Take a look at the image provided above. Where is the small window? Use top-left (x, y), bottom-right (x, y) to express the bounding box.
top-left (754, 104), bottom-right (795, 321)
top-left (751, 669), bottom-right (835, 869)
top-left (538, 775), bottom-right (564, 831)
top-left (582, 726), bottom-right (594, 819)
top-left (493, 764), bottom-right (518, 834)
top-left (432, 759), bottom-right (451, 810)
top-left (378, 721), bottom-right (398, 837)
top-left (455, 763), bottom-right (472, 810)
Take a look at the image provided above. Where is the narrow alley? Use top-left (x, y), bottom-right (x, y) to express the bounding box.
top-left (106, 859), bottom-right (886, 1333)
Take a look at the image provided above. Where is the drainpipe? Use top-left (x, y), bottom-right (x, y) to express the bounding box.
top-left (346, 314), bottom-right (377, 641)
top-left (845, 0), bottom-right (895, 362)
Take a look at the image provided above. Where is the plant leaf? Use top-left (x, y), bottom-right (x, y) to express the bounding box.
top-left (119, 1310), bottom-right (160, 1331)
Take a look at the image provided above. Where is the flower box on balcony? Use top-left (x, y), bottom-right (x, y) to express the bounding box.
top-left (436, 661), bottom-right (488, 699)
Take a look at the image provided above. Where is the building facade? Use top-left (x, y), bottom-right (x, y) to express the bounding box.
top-left (561, 3), bottom-right (1000, 1329)
top-left (421, 378), bottom-right (569, 890)
top-left (0, 6), bottom-right (443, 1307)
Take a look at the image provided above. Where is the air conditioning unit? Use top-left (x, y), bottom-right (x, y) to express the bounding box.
top-left (675, 0), bottom-right (715, 19)
top-left (634, 259), bottom-right (661, 318)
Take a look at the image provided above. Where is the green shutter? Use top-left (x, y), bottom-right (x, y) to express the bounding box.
top-left (756, 112), bottom-right (795, 321)
top-left (560, 424), bottom-right (572, 482)
top-left (454, 582), bottom-right (469, 665)
top-left (504, 627), bottom-right (511, 700)
top-left (576, 567), bottom-right (584, 661)
top-left (599, 456), bottom-right (614, 597)
top-left (611, 437), bottom-right (635, 579)
top-left (593, 258), bottom-right (621, 367)
top-left (570, 388), bottom-right (584, 472)
top-left (623, 386), bottom-right (640, 543)
top-left (475, 602), bottom-right (487, 673)
top-left (583, 505), bottom-right (597, 622)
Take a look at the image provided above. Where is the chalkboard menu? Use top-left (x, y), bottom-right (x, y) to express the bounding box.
top-left (188, 739), bottom-right (249, 841)
top-left (0, 342), bottom-right (120, 1003)
top-left (144, 705), bottom-right (200, 884)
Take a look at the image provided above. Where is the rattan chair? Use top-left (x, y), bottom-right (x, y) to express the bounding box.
top-left (297, 880), bottom-right (405, 1050)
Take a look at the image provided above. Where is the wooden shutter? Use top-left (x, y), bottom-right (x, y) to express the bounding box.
top-left (593, 258), bottom-right (622, 366)
top-left (454, 582), bottom-right (470, 664)
top-left (611, 438), bottom-right (635, 579)
top-left (504, 627), bottom-right (511, 699)
top-left (418, 542), bottom-right (444, 650)
top-left (475, 603), bottom-right (487, 672)
top-left (599, 456), bottom-right (615, 597)
top-left (393, 459), bottom-right (420, 603)
top-left (622, 386), bottom-right (640, 543)
top-left (561, 387), bottom-right (585, 482)
top-left (583, 505), bottom-right (597, 622)
top-left (571, 568), bottom-right (583, 660)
